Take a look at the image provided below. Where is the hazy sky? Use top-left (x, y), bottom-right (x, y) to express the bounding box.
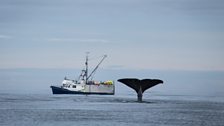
top-left (1, 0), bottom-right (224, 71)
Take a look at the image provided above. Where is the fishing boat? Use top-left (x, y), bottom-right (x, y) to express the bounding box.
top-left (50, 54), bottom-right (115, 95)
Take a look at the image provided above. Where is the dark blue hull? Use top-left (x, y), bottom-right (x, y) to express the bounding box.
top-left (50, 86), bottom-right (114, 95)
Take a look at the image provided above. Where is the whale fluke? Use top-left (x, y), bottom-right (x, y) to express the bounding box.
top-left (118, 78), bottom-right (163, 102)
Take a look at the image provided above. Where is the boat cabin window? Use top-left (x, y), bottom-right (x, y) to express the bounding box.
top-left (73, 85), bottom-right (76, 88)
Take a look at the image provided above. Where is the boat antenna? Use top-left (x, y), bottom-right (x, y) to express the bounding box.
top-left (87, 55), bottom-right (107, 80)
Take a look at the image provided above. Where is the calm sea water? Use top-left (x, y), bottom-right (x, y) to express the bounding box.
top-left (0, 69), bottom-right (224, 126)
top-left (0, 94), bottom-right (224, 126)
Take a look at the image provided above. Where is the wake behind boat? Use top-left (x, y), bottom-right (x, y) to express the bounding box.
top-left (50, 54), bottom-right (115, 95)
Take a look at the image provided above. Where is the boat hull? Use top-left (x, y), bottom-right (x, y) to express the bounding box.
top-left (50, 86), bottom-right (114, 95)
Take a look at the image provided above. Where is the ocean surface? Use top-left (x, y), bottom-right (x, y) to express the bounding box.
top-left (0, 93), bottom-right (224, 126)
top-left (0, 69), bottom-right (224, 126)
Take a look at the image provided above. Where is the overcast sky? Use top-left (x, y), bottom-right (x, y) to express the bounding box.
top-left (1, 0), bottom-right (224, 71)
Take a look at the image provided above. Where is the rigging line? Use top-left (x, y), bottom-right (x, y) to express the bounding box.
top-left (87, 55), bottom-right (107, 80)
top-left (88, 55), bottom-right (106, 61)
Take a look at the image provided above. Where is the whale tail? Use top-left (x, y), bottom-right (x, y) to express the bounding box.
top-left (118, 78), bottom-right (163, 102)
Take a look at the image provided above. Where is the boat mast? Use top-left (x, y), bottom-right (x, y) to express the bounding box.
top-left (85, 52), bottom-right (89, 82)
